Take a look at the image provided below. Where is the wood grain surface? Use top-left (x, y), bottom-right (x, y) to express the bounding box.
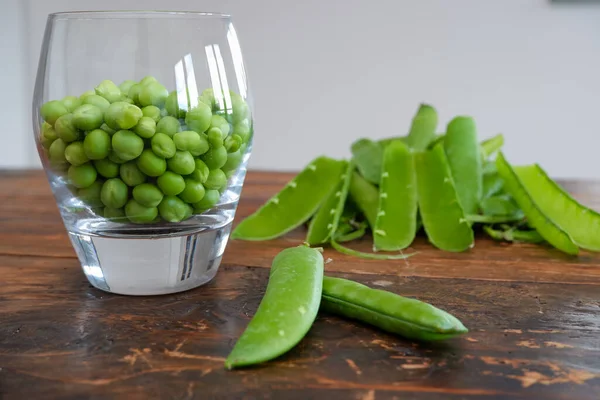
top-left (0, 170), bottom-right (599, 400)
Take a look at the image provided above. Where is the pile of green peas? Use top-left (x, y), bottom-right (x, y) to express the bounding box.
top-left (39, 77), bottom-right (252, 224)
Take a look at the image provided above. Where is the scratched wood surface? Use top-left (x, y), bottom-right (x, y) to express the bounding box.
top-left (0, 170), bottom-right (599, 400)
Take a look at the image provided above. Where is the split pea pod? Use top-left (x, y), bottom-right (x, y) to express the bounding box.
top-left (514, 164), bottom-right (600, 252)
top-left (374, 140), bottom-right (417, 251)
top-left (231, 156), bottom-right (346, 241)
top-left (415, 144), bottom-right (474, 252)
top-left (495, 153), bottom-right (578, 255)
top-left (306, 161), bottom-right (354, 245)
top-left (321, 276), bottom-right (468, 341)
top-left (225, 245), bottom-right (324, 369)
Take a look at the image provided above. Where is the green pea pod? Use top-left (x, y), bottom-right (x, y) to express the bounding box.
top-left (483, 225), bottom-right (544, 244)
top-left (443, 116), bottom-right (482, 215)
top-left (513, 164), bottom-right (600, 252)
top-left (495, 153), bottom-right (578, 255)
top-left (348, 171), bottom-right (379, 229)
top-left (334, 223), bottom-right (368, 243)
top-left (231, 157), bottom-right (346, 241)
top-left (480, 195), bottom-right (523, 218)
top-left (225, 245), bottom-right (324, 369)
top-left (306, 161), bottom-right (354, 245)
top-left (374, 140), bottom-right (417, 251)
top-left (427, 133), bottom-right (445, 149)
top-left (321, 276), bottom-right (468, 341)
top-left (378, 136), bottom-right (410, 148)
top-left (480, 133), bottom-right (504, 160)
top-left (482, 160), bottom-right (497, 176)
top-left (350, 138), bottom-right (383, 185)
top-left (331, 240), bottom-right (415, 260)
top-left (415, 144), bottom-right (474, 252)
top-left (466, 214), bottom-right (523, 224)
top-left (482, 172), bottom-right (504, 199)
top-left (405, 104), bottom-right (438, 151)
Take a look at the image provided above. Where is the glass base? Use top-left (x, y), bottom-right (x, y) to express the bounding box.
top-left (68, 223), bottom-right (232, 296)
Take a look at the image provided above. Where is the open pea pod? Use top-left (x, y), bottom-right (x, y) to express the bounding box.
top-left (306, 161), bottom-right (354, 245)
top-left (231, 156), bottom-right (346, 241)
top-left (351, 138), bottom-right (383, 185)
top-left (374, 140), bottom-right (417, 251)
top-left (405, 104), bottom-right (438, 151)
top-left (443, 116), bottom-right (482, 215)
top-left (415, 144), bottom-right (474, 252)
top-left (495, 153), bottom-right (578, 255)
top-left (348, 171), bottom-right (379, 229)
top-left (514, 164), bottom-right (600, 252)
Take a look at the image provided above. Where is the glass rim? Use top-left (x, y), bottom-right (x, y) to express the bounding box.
top-left (49, 10), bottom-right (231, 20)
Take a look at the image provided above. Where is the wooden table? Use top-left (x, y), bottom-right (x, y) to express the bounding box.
top-left (0, 170), bottom-right (599, 399)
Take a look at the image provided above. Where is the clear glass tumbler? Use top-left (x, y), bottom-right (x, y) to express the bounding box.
top-left (32, 11), bottom-right (254, 295)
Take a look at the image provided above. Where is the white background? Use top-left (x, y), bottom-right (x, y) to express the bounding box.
top-left (3, 0), bottom-right (600, 178)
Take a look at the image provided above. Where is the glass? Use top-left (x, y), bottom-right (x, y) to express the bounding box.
top-left (32, 11), bottom-right (254, 295)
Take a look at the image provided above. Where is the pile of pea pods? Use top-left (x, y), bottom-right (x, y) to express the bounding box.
top-left (38, 77), bottom-right (252, 224)
top-left (233, 104), bottom-right (600, 256)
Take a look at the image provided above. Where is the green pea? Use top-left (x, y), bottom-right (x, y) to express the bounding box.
top-left (142, 105), bottom-right (161, 123)
top-left (199, 88), bottom-right (218, 110)
top-left (173, 130), bottom-right (209, 155)
top-left (68, 163), bottom-right (97, 188)
top-left (108, 151), bottom-right (128, 164)
top-left (179, 179), bottom-right (206, 203)
top-left (185, 103), bottom-right (212, 133)
top-left (193, 189), bottom-right (220, 212)
top-left (229, 91), bottom-right (249, 123)
top-left (104, 207), bottom-right (126, 221)
top-left (150, 133), bottom-right (176, 159)
top-left (42, 122), bottom-right (57, 140)
top-left (373, 141), bottom-right (417, 251)
top-left (48, 138), bottom-right (68, 166)
top-left (118, 80), bottom-right (137, 95)
top-left (72, 104), bottom-right (103, 131)
top-left (94, 158), bottom-right (119, 178)
top-left (128, 84), bottom-right (142, 104)
top-left (100, 178), bottom-right (129, 208)
top-left (139, 76), bottom-right (158, 86)
top-left (83, 129), bottom-right (111, 160)
top-left (61, 96), bottom-right (82, 112)
top-left (64, 141), bottom-right (89, 166)
top-left (156, 116), bottom-right (180, 136)
top-left (157, 171), bottom-right (185, 196)
top-left (40, 100), bottom-right (68, 125)
top-left (137, 149), bottom-right (166, 177)
top-left (158, 195), bottom-right (188, 222)
top-left (207, 127), bottom-right (224, 148)
top-left (138, 82), bottom-right (168, 107)
top-left (132, 183), bottom-right (164, 207)
top-left (104, 102), bottom-right (143, 130)
top-left (202, 146), bottom-right (228, 169)
top-left (133, 116), bottom-right (156, 139)
top-left (224, 134), bottom-right (242, 153)
top-left (120, 161), bottom-right (146, 186)
top-left (54, 113), bottom-right (80, 143)
top-left (40, 134), bottom-right (54, 150)
top-left (95, 80), bottom-right (123, 103)
top-left (77, 180), bottom-right (104, 207)
top-left (183, 203), bottom-right (194, 220)
top-left (187, 159), bottom-right (210, 183)
top-left (112, 130), bottom-right (144, 161)
top-left (165, 90), bottom-right (189, 118)
top-left (79, 90), bottom-right (96, 100)
top-left (81, 94), bottom-right (110, 113)
top-left (224, 245), bottom-right (323, 369)
top-left (167, 151), bottom-right (195, 175)
top-left (204, 168), bottom-right (227, 190)
top-left (231, 157), bottom-right (346, 241)
top-left (210, 115), bottom-right (230, 137)
top-left (100, 123), bottom-right (116, 136)
top-left (321, 276), bottom-right (468, 342)
top-left (222, 149), bottom-right (243, 172)
top-left (233, 119), bottom-right (251, 143)
top-left (125, 199), bottom-right (158, 224)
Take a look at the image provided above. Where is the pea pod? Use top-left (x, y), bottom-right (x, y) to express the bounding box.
top-left (483, 225), bottom-right (544, 244)
top-left (232, 156), bottom-right (346, 241)
top-left (415, 144), bottom-right (474, 252)
top-left (466, 214), bottom-right (523, 224)
top-left (331, 240), bottom-right (414, 260)
top-left (306, 162), bottom-right (354, 245)
top-left (348, 171), bottom-right (379, 229)
top-left (495, 153), bottom-right (578, 255)
top-left (443, 116), bottom-right (482, 215)
top-left (374, 140), bottom-right (417, 251)
top-left (482, 172), bottom-right (504, 199)
top-left (351, 139), bottom-right (383, 185)
top-left (513, 164), bottom-right (600, 252)
top-left (321, 276), bottom-right (468, 341)
top-left (405, 104), bottom-right (438, 151)
top-left (480, 195), bottom-right (523, 219)
top-left (480, 133), bottom-right (504, 160)
top-left (225, 245), bottom-right (324, 369)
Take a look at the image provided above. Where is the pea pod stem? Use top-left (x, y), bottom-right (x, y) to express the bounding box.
top-left (331, 240), bottom-right (416, 260)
